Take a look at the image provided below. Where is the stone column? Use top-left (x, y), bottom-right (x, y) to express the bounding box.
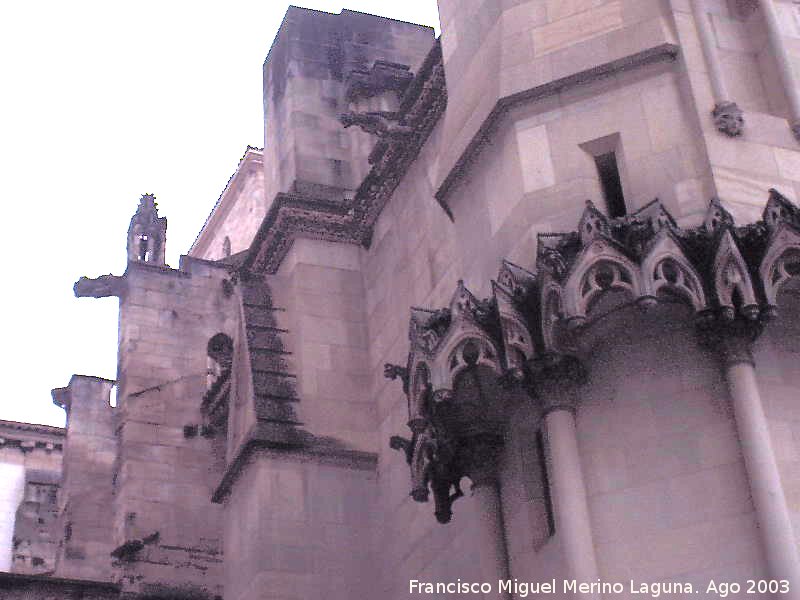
top-left (758, 0), bottom-right (800, 139)
top-left (720, 335), bottom-right (800, 599)
top-left (692, 0), bottom-right (744, 135)
top-left (536, 357), bottom-right (600, 599)
top-left (465, 438), bottom-right (512, 600)
top-left (544, 409), bottom-right (601, 598)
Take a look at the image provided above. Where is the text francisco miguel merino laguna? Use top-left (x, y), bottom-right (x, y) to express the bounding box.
top-left (409, 578), bottom-right (785, 597)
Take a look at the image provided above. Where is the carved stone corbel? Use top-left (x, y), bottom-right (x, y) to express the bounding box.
top-left (694, 310), bottom-right (764, 366)
top-left (388, 191), bottom-right (800, 529)
top-left (712, 101), bottom-right (745, 137)
top-left (388, 281), bottom-right (512, 523)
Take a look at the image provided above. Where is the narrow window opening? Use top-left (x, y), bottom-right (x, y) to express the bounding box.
top-left (138, 235), bottom-right (149, 261)
top-left (594, 152), bottom-right (626, 218)
top-left (536, 429), bottom-right (556, 536)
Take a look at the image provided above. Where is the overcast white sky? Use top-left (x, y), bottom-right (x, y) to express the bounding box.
top-left (0, 1), bottom-right (440, 427)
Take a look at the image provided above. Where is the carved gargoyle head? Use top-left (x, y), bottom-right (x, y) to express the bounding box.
top-left (338, 112), bottom-right (358, 128)
top-left (712, 101), bottom-right (744, 137)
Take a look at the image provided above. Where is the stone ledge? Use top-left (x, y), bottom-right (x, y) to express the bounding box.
top-left (211, 428), bottom-right (377, 504)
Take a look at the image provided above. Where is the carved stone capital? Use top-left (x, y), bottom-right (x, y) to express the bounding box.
top-left (527, 354), bottom-right (585, 414)
top-left (529, 354), bottom-right (587, 387)
top-left (717, 334), bottom-right (755, 366)
top-left (695, 312), bottom-right (763, 366)
top-left (540, 393), bottom-right (580, 416)
top-left (461, 435), bottom-right (504, 489)
top-left (712, 101), bottom-right (744, 137)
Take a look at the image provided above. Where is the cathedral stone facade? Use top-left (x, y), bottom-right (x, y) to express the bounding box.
top-left (5, 2), bottom-right (800, 598)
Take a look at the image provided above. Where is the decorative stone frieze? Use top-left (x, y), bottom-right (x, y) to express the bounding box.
top-left (535, 193), bottom-right (800, 343)
top-left (389, 190), bottom-right (800, 522)
top-left (0, 420), bottom-right (64, 453)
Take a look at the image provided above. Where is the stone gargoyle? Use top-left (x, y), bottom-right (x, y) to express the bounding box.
top-left (73, 274), bottom-right (126, 298)
top-left (339, 111), bottom-right (415, 139)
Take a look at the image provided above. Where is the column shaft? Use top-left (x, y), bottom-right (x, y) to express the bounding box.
top-left (726, 359), bottom-right (800, 598)
top-left (759, 0), bottom-right (800, 133)
top-left (472, 480), bottom-right (512, 599)
top-left (545, 409), bottom-right (600, 599)
top-left (693, 0), bottom-right (731, 102)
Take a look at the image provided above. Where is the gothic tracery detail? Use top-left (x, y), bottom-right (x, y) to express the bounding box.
top-left (388, 191), bottom-right (800, 523)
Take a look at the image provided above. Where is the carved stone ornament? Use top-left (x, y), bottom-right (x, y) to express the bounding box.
top-left (339, 111), bottom-right (415, 140)
top-left (388, 279), bottom-right (534, 522)
top-left (345, 60), bottom-right (414, 101)
top-left (388, 190), bottom-right (800, 522)
top-left (712, 101), bottom-right (744, 137)
top-left (73, 274), bottom-right (126, 298)
top-left (791, 121), bottom-right (800, 143)
top-left (127, 193), bottom-right (167, 265)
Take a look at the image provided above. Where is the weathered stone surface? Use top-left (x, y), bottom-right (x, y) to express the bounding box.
top-left (11, 3), bottom-right (800, 600)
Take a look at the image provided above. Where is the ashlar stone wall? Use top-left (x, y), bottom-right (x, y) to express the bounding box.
top-left (353, 2), bottom-right (800, 597)
top-left (113, 257), bottom-right (235, 597)
top-left (0, 423), bottom-right (62, 574)
top-left (51, 376), bottom-right (116, 582)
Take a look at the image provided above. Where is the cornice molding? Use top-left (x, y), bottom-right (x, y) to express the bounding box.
top-left (0, 419), bottom-right (65, 437)
top-left (0, 419), bottom-right (65, 452)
